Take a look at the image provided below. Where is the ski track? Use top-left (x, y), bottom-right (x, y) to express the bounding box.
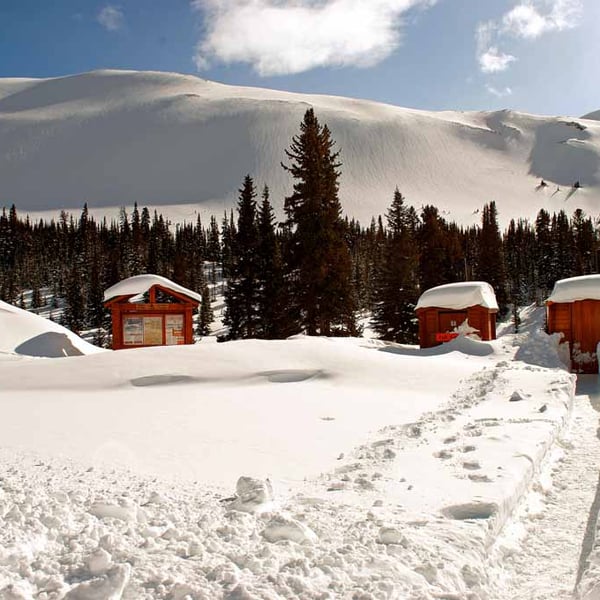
top-left (487, 394), bottom-right (600, 600)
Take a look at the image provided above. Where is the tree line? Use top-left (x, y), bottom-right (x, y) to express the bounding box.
top-left (1, 108), bottom-right (598, 345)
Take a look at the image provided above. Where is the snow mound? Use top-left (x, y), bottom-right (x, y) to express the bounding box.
top-left (440, 334), bottom-right (496, 356)
top-left (64, 563), bottom-right (131, 600)
top-left (0, 300), bottom-right (103, 358)
top-left (103, 273), bottom-right (202, 303)
top-left (380, 334), bottom-right (496, 357)
top-left (546, 274), bottom-right (600, 304)
top-left (514, 329), bottom-right (568, 369)
top-left (226, 477), bottom-right (275, 514)
top-left (416, 281), bottom-right (499, 311)
top-left (1, 70), bottom-right (599, 227)
top-left (261, 515), bottom-right (318, 544)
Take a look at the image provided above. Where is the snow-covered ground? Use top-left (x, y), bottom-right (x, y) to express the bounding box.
top-left (1, 69), bottom-right (599, 226)
top-left (2, 303), bottom-right (600, 599)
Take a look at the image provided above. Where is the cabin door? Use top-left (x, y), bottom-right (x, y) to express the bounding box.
top-left (438, 311), bottom-right (468, 334)
top-left (572, 301), bottom-right (600, 373)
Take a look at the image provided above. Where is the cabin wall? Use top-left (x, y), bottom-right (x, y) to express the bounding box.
top-left (466, 306), bottom-right (496, 341)
top-left (548, 300), bottom-right (600, 373)
top-left (417, 305), bottom-right (497, 349)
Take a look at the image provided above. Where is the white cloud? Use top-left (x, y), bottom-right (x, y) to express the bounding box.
top-left (479, 47), bottom-right (517, 73)
top-left (486, 84), bottom-right (513, 98)
top-left (476, 0), bottom-right (582, 74)
top-left (191, 0), bottom-right (437, 76)
top-left (97, 5), bottom-right (124, 32)
top-left (476, 21), bottom-right (516, 73)
top-left (503, 0), bottom-right (582, 39)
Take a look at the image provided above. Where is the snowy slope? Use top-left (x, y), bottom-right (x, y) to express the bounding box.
top-left (1, 69), bottom-right (599, 226)
top-left (0, 300), bottom-right (103, 358)
top-left (582, 110), bottom-right (600, 121)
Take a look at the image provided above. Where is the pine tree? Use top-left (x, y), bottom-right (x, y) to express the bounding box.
top-left (282, 108), bottom-right (356, 336)
top-left (477, 201), bottom-right (508, 314)
top-left (64, 265), bottom-right (85, 333)
top-left (418, 205), bottom-right (450, 291)
top-left (371, 189), bottom-right (419, 343)
top-left (197, 283), bottom-right (214, 337)
top-left (256, 186), bottom-right (290, 338)
top-left (223, 175), bottom-right (262, 339)
top-left (86, 256), bottom-right (102, 327)
top-left (550, 210), bottom-right (575, 281)
top-left (572, 209), bottom-right (596, 275)
top-left (535, 209), bottom-right (553, 298)
top-left (206, 215), bottom-right (221, 263)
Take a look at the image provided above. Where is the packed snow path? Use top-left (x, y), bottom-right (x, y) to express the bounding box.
top-left (487, 388), bottom-right (600, 599)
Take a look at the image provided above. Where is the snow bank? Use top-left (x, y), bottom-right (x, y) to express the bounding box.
top-left (103, 274), bottom-right (202, 303)
top-left (547, 274), bottom-right (600, 304)
top-left (415, 281), bottom-right (499, 310)
top-left (0, 300), bottom-right (103, 358)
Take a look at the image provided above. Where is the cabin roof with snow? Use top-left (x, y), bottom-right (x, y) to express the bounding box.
top-left (546, 274), bottom-right (600, 304)
top-left (103, 274), bottom-right (202, 304)
top-left (415, 281), bottom-right (499, 311)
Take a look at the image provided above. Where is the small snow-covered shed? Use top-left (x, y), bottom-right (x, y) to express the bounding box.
top-left (546, 274), bottom-right (600, 373)
top-left (415, 282), bottom-right (499, 349)
top-left (104, 274), bottom-right (201, 350)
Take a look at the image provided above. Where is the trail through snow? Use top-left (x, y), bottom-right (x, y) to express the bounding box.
top-left (488, 386), bottom-right (600, 599)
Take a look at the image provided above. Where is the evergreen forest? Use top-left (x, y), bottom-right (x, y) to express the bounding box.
top-left (1, 109), bottom-right (598, 346)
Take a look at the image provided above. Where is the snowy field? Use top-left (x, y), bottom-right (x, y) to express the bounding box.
top-left (2, 303), bottom-right (600, 599)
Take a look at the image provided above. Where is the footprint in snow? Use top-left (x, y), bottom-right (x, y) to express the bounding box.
top-left (462, 460), bottom-right (481, 470)
top-left (64, 563), bottom-right (131, 600)
top-left (434, 449), bottom-right (453, 460)
top-left (468, 473), bottom-right (492, 483)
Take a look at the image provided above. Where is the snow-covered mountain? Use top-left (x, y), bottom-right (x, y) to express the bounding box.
top-left (582, 109), bottom-right (600, 121)
top-left (1, 69), bottom-right (599, 226)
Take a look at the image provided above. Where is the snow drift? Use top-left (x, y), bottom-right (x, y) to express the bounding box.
top-left (0, 300), bottom-right (103, 358)
top-left (1, 69), bottom-right (599, 226)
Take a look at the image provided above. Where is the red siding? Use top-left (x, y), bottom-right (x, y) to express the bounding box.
top-left (416, 305), bottom-right (497, 349)
top-left (548, 300), bottom-right (600, 373)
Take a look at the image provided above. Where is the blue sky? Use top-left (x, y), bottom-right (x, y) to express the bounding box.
top-left (0, 0), bottom-right (597, 116)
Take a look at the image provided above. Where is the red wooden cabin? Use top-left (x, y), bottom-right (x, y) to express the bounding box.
top-left (415, 282), bottom-right (498, 349)
top-left (104, 275), bottom-right (201, 350)
top-left (546, 274), bottom-right (600, 374)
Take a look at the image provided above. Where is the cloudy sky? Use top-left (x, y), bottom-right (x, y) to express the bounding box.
top-left (0, 0), bottom-right (597, 116)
